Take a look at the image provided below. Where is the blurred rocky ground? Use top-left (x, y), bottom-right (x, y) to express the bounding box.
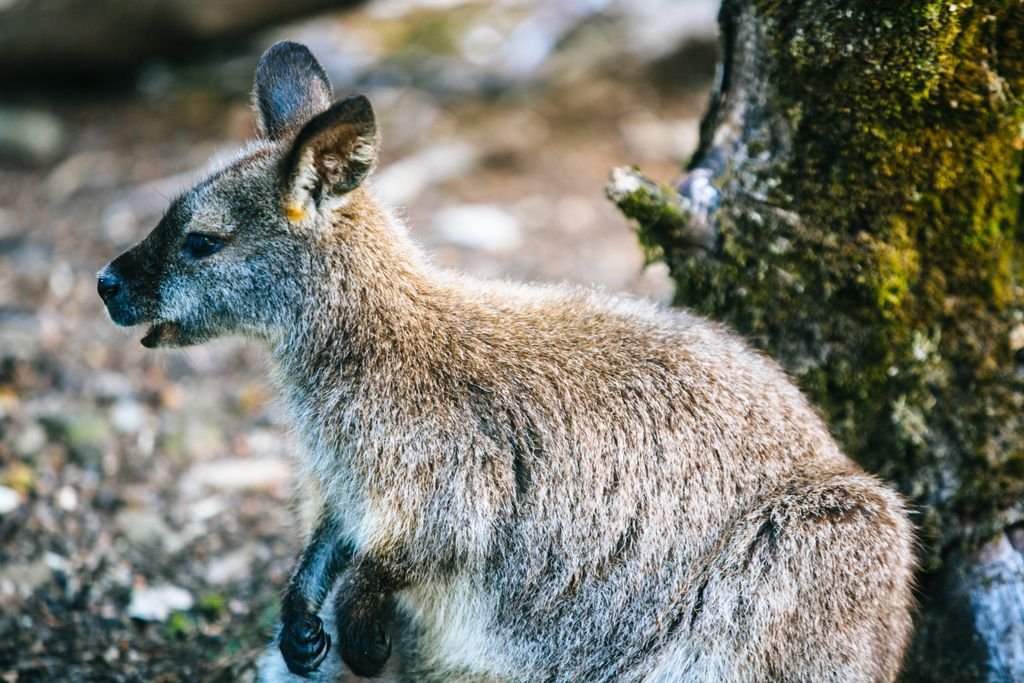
top-left (0, 0), bottom-right (718, 679)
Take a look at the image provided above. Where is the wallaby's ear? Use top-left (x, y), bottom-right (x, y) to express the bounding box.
top-left (253, 41), bottom-right (333, 141)
top-left (279, 95), bottom-right (378, 214)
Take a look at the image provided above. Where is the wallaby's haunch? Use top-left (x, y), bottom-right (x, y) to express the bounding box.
top-left (98, 42), bottom-right (915, 682)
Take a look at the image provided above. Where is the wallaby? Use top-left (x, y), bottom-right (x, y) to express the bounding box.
top-left (98, 41), bottom-right (916, 682)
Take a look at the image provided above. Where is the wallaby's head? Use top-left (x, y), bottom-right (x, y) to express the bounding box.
top-left (98, 41), bottom-right (380, 348)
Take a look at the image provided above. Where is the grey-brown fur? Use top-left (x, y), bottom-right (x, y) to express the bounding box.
top-left (99, 42), bottom-right (916, 683)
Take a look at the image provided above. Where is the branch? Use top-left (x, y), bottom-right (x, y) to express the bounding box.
top-left (605, 166), bottom-right (717, 255)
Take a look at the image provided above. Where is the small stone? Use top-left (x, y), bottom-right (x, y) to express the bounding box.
top-left (241, 429), bottom-right (284, 458)
top-left (1009, 325), bottom-right (1024, 353)
top-left (45, 150), bottom-right (120, 202)
top-left (189, 495), bottom-right (228, 523)
top-left (42, 552), bottom-right (68, 573)
top-left (55, 486), bottom-right (78, 512)
top-left (181, 458), bottom-right (290, 493)
top-left (118, 509), bottom-right (172, 551)
top-left (110, 400), bottom-right (147, 435)
top-left (205, 545), bottom-right (256, 585)
top-left (461, 24), bottom-right (504, 65)
top-left (0, 485), bottom-right (20, 515)
top-left (432, 204), bottom-right (522, 253)
top-left (0, 106), bottom-right (67, 164)
top-left (0, 559), bottom-right (52, 598)
top-left (87, 372), bottom-right (133, 400)
top-left (99, 200), bottom-right (139, 245)
top-left (128, 584), bottom-right (194, 622)
top-left (13, 422), bottom-right (46, 458)
top-left (48, 262), bottom-right (75, 301)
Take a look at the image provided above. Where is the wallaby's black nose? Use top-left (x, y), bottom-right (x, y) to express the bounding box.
top-left (97, 273), bottom-right (122, 302)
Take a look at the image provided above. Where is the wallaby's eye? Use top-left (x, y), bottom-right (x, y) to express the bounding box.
top-left (183, 233), bottom-right (223, 259)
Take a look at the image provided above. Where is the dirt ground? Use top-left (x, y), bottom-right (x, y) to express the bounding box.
top-left (0, 2), bottom-right (715, 680)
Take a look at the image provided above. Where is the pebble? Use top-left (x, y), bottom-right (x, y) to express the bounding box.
top-left (0, 486), bottom-right (20, 515)
top-left (0, 106), bottom-right (66, 164)
top-left (0, 559), bottom-right (52, 598)
top-left (128, 584), bottom-right (194, 622)
top-left (13, 422), bottom-right (46, 458)
top-left (189, 495), bottom-right (228, 523)
top-left (117, 509), bottom-right (172, 551)
top-left (42, 552), bottom-right (68, 574)
top-left (1009, 325), bottom-right (1024, 353)
top-left (85, 371), bottom-right (134, 401)
top-left (55, 485), bottom-right (78, 512)
top-left (110, 399), bottom-right (147, 435)
top-left (45, 150), bottom-right (120, 202)
top-left (181, 457), bottom-right (290, 493)
top-left (47, 262), bottom-right (75, 301)
top-left (432, 204), bottom-right (522, 252)
top-left (205, 545), bottom-right (256, 585)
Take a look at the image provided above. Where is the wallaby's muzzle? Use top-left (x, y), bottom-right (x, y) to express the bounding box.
top-left (97, 263), bottom-right (144, 327)
top-left (97, 240), bottom-right (167, 342)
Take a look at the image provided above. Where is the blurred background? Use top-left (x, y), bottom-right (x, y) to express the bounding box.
top-left (0, 0), bottom-right (718, 679)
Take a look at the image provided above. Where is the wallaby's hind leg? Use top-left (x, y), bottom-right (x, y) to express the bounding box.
top-left (650, 470), bottom-right (915, 683)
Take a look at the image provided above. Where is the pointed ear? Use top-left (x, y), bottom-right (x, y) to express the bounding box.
top-left (279, 95), bottom-right (378, 214)
top-left (253, 41), bottom-right (333, 141)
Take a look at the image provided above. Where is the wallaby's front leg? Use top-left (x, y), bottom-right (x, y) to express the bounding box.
top-left (334, 552), bottom-right (410, 678)
top-left (279, 516), bottom-right (353, 677)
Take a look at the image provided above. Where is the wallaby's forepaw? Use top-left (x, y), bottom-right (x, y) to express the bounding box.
top-left (280, 612), bottom-right (331, 678)
top-left (337, 613), bottom-right (391, 678)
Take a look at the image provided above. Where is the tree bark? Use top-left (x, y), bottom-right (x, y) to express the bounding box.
top-left (610, 1), bottom-right (1024, 680)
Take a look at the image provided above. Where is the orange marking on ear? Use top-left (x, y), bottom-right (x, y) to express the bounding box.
top-left (285, 202), bottom-right (306, 222)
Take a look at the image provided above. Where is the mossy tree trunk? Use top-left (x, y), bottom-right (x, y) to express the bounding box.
top-left (610, 1), bottom-right (1024, 679)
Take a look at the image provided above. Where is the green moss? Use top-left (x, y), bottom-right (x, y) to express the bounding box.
top-left (165, 611), bottom-right (194, 639)
top-left (607, 168), bottom-right (695, 265)
top-left (198, 593), bottom-right (227, 620)
top-left (872, 217), bottom-right (920, 317)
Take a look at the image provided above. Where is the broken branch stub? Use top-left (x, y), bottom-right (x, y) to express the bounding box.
top-left (605, 166), bottom-right (716, 256)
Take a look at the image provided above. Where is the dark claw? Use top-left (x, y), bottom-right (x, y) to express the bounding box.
top-left (280, 612), bottom-right (331, 677)
top-left (338, 617), bottom-right (391, 678)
